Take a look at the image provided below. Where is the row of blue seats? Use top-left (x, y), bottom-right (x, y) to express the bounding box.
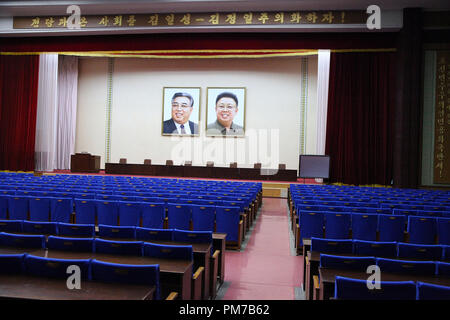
top-left (334, 276), bottom-right (450, 300)
top-left (0, 253), bottom-right (161, 299)
top-left (297, 211), bottom-right (450, 245)
top-left (311, 237), bottom-right (450, 261)
top-left (0, 222), bottom-right (212, 243)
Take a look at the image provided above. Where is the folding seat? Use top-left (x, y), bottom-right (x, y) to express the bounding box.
top-left (98, 224), bottom-right (136, 239)
top-left (0, 220), bottom-right (23, 233)
top-left (72, 193), bottom-right (96, 200)
top-left (7, 196), bottom-right (30, 220)
top-left (436, 261), bottom-right (450, 276)
top-left (117, 202), bottom-right (142, 227)
top-left (297, 211), bottom-right (324, 246)
top-left (74, 199), bottom-right (97, 224)
top-left (444, 245), bottom-right (450, 262)
top-left (376, 258), bottom-right (436, 275)
top-left (310, 237), bottom-right (353, 255)
top-left (437, 217), bottom-right (450, 245)
top-left (378, 214), bottom-right (407, 242)
top-left (353, 240), bottom-right (397, 258)
top-left (407, 216), bottom-right (437, 245)
top-left (350, 213), bottom-right (378, 241)
top-left (50, 198), bottom-right (73, 223)
top-left (22, 221), bottom-right (58, 235)
top-left (24, 255), bottom-right (91, 279)
top-left (96, 201), bottom-right (119, 226)
top-left (167, 203), bottom-right (191, 230)
top-left (334, 276), bottom-right (416, 300)
top-left (0, 195), bottom-right (8, 219)
top-left (324, 212), bottom-right (351, 239)
top-left (417, 282), bottom-right (450, 300)
top-left (90, 259), bottom-right (160, 299)
top-left (191, 205), bottom-right (215, 232)
top-left (47, 235), bottom-right (94, 252)
top-left (57, 222), bottom-right (95, 237)
top-left (319, 254), bottom-right (376, 271)
top-left (141, 202), bottom-right (165, 229)
top-left (143, 242), bottom-right (193, 260)
top-left (215, 206), bottom-right (241, 242)
top-left (0, 232), bottom-right (46, 248)
top-left (136, 227), bottom-right (173, 242)
top-left (93, 238), bottom-right (143, 256)
top-left (173, 229), bottom-right (213, 244)
top-left (397, 243), bottom-right (443, 261)
top-left (0, 253), bottom-right (26, 274)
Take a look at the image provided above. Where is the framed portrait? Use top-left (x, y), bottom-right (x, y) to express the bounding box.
top-left (206, 87), bottom-right (246, 137)
top-left (162, 87), bottom-right (201, 136)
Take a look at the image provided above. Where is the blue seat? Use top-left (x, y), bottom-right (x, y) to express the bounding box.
top-left (191, 205), bottom-right (215, 232)
top-left (8, 196), bottom-right (29, 220)
top-left (376, 258), bottom-right (436, 275)
top-left (24, 254), bottom-right (91, 279)
top-left (22, 221), bottom-right (58, 235)
top-left (50, 198), bottom-right (73, 223)
top-left (57, 222), bottom-right (95, 237)
top-left (436, 261), bottom-right (450, 276)
top-left (47, 236), bottom-right (94, 252)
top-left (417, 282), bottom-right (450, 300)
top-left (310, 237), bottom-right (353, 254)
top-left (0, 220), bottom-right (23, 233)
top-left (98, 224), bottom-right (136, 239)
top-left (141, 203), bottom-right (165, 229)
top-left (297, 211), bottom-right (324, 246)
top-left (397, 243), bottom-right (443, 261)
top-left (444, 246), bottom-right (450, 262)
top-left (0, 195), bottom-right (8, 219)
top-left (437, 218), bottom-right (450, 245)
top-left (407, 216), bottom-right (437, 244)
top-left (118, 202), bottom-right (142, 227)
top-left (136, 227), bottom-right (173, 241)
top-left (28, 197), bottom-right (51, 222)
top-left (93, 238), bottom-right (143, 256)
top-left (167, 203), bottom-right (191, 230)
top-left (172, 229), bottom-right (213, 244)
top-left (0, 253), bottom-right (26, 274)
top-left (334, 276), bottom-right (416, 300)
top-left (216, 206), bottom-right (241, 242)
top-left (74, 199), bottom-right (97, 224)
top-left (353, 240), bottom-right (397, 258)
top-left (324, 212), bottom-right (351, 239)
top-left (96, 201), bottom-right (119, 226)
top-left (378, 214), bottom-right (406, 242)
top-left (351, 213), bottom-right (378, 241)
top-left (0, 232), bottom-right (46, 248)
top-left (90, 259), bottom-right (160, 299)
top-left (143, 242), bottom-right (193, 260)
top-left (320, 254), bottom-right (376, 271)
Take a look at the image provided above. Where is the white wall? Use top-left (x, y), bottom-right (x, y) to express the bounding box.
top-left (76, 56), bottom-right (319, 172)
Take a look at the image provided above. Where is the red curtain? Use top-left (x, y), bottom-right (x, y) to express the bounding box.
top-left (0, 55), bottom-right (40, 171)
top-left (325, 52), bottom-right (396, 185)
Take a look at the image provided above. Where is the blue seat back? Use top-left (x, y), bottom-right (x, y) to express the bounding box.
top-left (378, 214), bottom-right (406, 242)
top-left (353, 240), bottom-right (397, 258)
top-left (324, 212), bottom-right (351, 239)
top-left (191, 205), bottom-right (215, 232)
top-left (93, 238), bottom-right (143, 256)
top-left (310, 237), bottom-right (353, 254)
top-left (74, 199), bottom-right (97, 224)
top-left (90, 259), bottom-right (160, 299)
top-left (47, 236), bottom-right (94, 252)
top-left (397, 243), bottom-right (443, 261)
top-left (215, 206), bottom-right (240, 242)
top-left (143, 242), bottom-right (193, 260)
top-left (172, 229), bottom-right (213, 244)
top-left (98, 224), bottom-right (136, 239)
top-left (436, 261), bottom-right (450, 276)
top-left (57, 222), bottom-right (95, 237)
top-left (50, 198), bottom-right (73, 223)
top-left (0, 195), bottom-right (8, 219)
top-left (0, 232), bottom-right (45, 248)
top-left (141, 203), bottom-right (165, 229)
top-left (0, 253), bottom-right (26, 274)
top-left (437, 218), bottom-right (450, 245)
top-left (24, 254), bottom-right (91, 279)
top-left (22, 221), bottom-right (58, 235)
top-left (320, 254), bottom-right (376, 271)
top-left (335, 276), bottom-right (416, 300)
top-left (351, 213), bottom-right (378, 241)
top-left (118, 202), bottom-right (142, 227)
top-left (167, 203), bottom-right (191, 230)
top-left (29, 197), bottom-right (51, 222)
top-left (136, 227), bottom-right (173, 241)
top-left (298, 211), bottom-right (324, 246)
top-left (444, 245), bottom-right (450, 262)
top-left (376, 258), bottom-right (436, 275)
top-left (0, 220), bottom-right (23, 233)
top-left (96, 201), bottom-right (119, 226)
top-left (407, 216), bottom-right (437, 244)
top-left (8, 196), bottom-right (29, 220)
top-left (417, 282), bottom-right (450, 300)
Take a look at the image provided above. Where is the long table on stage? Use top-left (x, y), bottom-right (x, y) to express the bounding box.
top-left (105, 163), bottom-right (298, 181)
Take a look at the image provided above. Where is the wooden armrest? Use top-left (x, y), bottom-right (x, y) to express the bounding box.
top-left (305, 256), bottom-right (309, 266)
top-left (193, 266), bottom-right (205, 280)
top-left (313, 275), bottom-right (319, 289)
top-left (166, 292), bottom-right (178, 300)
top-left (312, 275), bottom-right (320, 300)
top-left (212, 250), bottom-right (220, 259)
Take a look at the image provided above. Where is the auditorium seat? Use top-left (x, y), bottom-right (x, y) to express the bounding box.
top-left (353, 240), bottom-right (397, 258)
top-left (57, 222), bottom-right (95, 237)
top-left (215, 206), bottom-right (242, 245)
top-left (0, 220), bottom-right (23, 233)
top-left (376, 258), bottom-right (436, 275)
top-left (351, 213), bottom-right (378, 241)
top-left (397, 242), bottom-right (443, 261)
top-left (98, 224), bottom-right (136, 239)
top-left (319, 254), bottom-right (376, 271)
top-left (191, 205), bottom-right (215, 232)
top-left (136, 227), bottom-right (173, 241)
top-left (298, 211), bottom-right (324, 246)
top-left (0, 232), bottom-right (46, 249)
top-left (143, 242), bottom-right (193, 260)
top-left (0, 195), bottom-right (8, 219)
top-left (24, 255), bottom-right (91, 279)
top-left (377, 214), bottom-right (407, 242)
top-left (324, 212), bottom-right (351, 239)
top-left (8, 196), bottom-right (30, 220)
top-left (117, 202), bottom-right (142, 227)
top-left (310, 237), bottom-right (353, 254)
top-left (167, 203), bottom-right (191, 230)
top-left (144, 159), bottom-right (152, 165)
top-left (437, 217), bottom-right (450, 245)
top-left (22, 221), bottom-right (58, 235)
top-left (93, 238), bottom-right (143, 256)
top-left (29, 197), bottom-right (51, 222)
top-left (47, 235), bottom-right (94, 252)
top-left (74, 199), bottom-right (97, 224)
top-left (407, 216), bottom-right (437, 244)
top-left (436, 261), bottom-right (450, 276)
top-left (417, 282), bottom-right (450, 300)
top-left (141, 203), bottom-right (165, 229)
top-left (50, 198), bottom-right (73, 223)
top-left (0, 253), bottom-right (26, 274)
top-left (96, 201), bottom-right (119, 226)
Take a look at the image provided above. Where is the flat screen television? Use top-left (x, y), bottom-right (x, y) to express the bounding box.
top-left (299, 155), bottom-right (330, 179)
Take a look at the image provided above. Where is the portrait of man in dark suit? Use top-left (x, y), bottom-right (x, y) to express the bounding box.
top-left (162, 89), bottom-right (200, 136)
